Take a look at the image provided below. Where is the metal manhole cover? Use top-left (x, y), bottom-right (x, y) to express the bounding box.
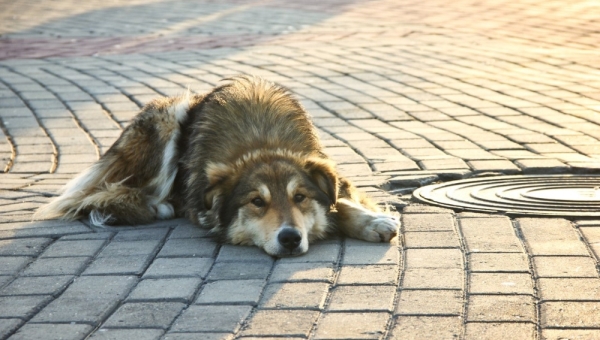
top-left (412, 175), bottom-right (600, 217)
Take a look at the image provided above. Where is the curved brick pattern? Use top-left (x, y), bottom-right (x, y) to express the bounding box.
top-left (2, 0), bottom-right (600, 339)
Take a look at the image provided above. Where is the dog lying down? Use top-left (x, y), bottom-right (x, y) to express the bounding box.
top-left (36, 75), bottom-right (399, 257)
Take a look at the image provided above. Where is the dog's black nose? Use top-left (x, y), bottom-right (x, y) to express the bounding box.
top-left (278, 227), bottom-right (302, 250)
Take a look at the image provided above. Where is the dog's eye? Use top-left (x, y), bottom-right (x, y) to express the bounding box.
top-left (251, 197), bottom-right (265, 207)
top-left (294, 194), bottom-right (306, 203)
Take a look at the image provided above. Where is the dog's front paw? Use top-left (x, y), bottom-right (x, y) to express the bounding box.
top-left (361, 214), bottom-right (399, 242)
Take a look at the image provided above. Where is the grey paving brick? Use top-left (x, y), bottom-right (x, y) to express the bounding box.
top-left (402, 268), bottom-right (463, 289)
top-left (128, 278), bottom-right (202, 302)
top-left (143, 258), bottom-right (213, 279)
top-left (541, 301), bottom-right (600, 328)
top-left (514, 158), bottom-right (570, 174)
top-left (405, 249), bottom-right (463, 269)
top-left (396, 290), bottom-right (462, 316)
top-left (89, 329), bottom-right (164, 340)
top-left (98, 239), bottom-right (161, 257)
top-left (404, 231), bottom-right (460, 248)
top-left (157, 238), bottom-right (218, 257)
top-left (342, 242), bottom-right (399, 265)
top-left (0, 256), bottom-right (33, 275)
top-left (390, 316), bottom-right (462, 339)
top-left (0, 318), bottom-right (23, 340)
top-left (0, 238), bottom-right (52, 256)
top-left (468, 253), bottom-right (530, 272)
top-left (314, 312), bottom-right (390, 340)
top-left (102, 302), bottom-right (186, 329)
top-left (21, 256), bottom-right (90, 276)
top-left (161, 334), bottom-right (232, 340)
top-left (112, 228), bottom-right (170, 241)
top-left (241, 310), bottom-right (318, 337)
top-left (533, 256), bottom-right (598, 277)
top-left (538, 278), bottom-right (600, 301)
top-left (459, 216), bottom-right (523, 253)
top-left (216, 244), bottom-right (275, 262)
top-left (0, 295), bottom-right (52, 318)
top-left (402, 213), bottom-right (455, 232)
top-left (0, 275), bottom-right (73, 296)
top-left (518, 218), bottom-right (589, 256)
top-left (170, 305), bottom-right (252, 333)
top-left (196, 279), bottom-right (265, 305)
top-left (40, 239), bottom-right (106, 257)
top-left (337, 265), bottom-right (398, 285)
top-left (469, 273), bottom-right (533, 294)
top-left (259, 282), bottom-right (329, 309)
top-left (8, 323), bottom-right (94, 340)
top-left (467, 295), bottom-right (535, 322)
top-left (328, 285), bottom-right (395, 312)
top-left (32, 275), bottom-right (137, 323)
top-left (465, 323), bottom-right (535, 340)
top-left (276, 241), bottom-right (341, 263)
top-left (83, 254), bottom-right (153, 275)
top-left (206, 261), bottom-right (271, 281)
top-left (269, 262), bottom-right (334, 283)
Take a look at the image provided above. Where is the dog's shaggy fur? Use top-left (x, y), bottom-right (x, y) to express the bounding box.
top-left (36, 76), bottom-right (399, 256)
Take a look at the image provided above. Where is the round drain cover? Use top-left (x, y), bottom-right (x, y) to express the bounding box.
top-left (412, 175), bottom-right (600, 217)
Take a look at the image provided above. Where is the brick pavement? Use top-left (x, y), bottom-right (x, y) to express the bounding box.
top-left (1, 0), bottom-right (600, 339)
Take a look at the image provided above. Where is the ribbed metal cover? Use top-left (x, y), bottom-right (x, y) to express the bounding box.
top-left (412, 175), bottom-right (600, 217)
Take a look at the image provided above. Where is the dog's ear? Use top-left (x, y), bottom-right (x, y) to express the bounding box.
top-left (204, 162), bottom-right (232, 210)
top-left (304, 158), bottom-right (338, 205)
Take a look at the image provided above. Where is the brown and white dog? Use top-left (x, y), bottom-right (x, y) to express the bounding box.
top-left (36, 76), bottom-right (399, 257)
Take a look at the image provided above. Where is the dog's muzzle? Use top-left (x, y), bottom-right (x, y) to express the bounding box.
top-left (277, 227), bottom-right (302, 251)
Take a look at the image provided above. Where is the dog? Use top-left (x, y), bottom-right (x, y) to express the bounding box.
top-left (36, 76), bottom-right (399, 257)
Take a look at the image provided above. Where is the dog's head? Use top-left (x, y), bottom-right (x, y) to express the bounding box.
top-left (202, 152), bottom-right (337, 257)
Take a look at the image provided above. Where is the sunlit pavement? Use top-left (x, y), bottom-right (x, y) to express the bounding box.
top-left (1, 0), bottom-right (600, 339)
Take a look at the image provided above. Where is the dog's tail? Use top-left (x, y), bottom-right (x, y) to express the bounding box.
top-left (34, 162), bottom-right (156, 227)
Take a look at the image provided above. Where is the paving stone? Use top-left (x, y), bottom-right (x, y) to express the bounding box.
top-left (465, 322), bottom-right (535, 340)
top-left (21, 256), bottom-right (90, 276)
top-left (0, 256), bottom-right (33, 275)
top-left (8, 323), bottom-right (94, 340)
top-left (402, 268), bottom-right (463, 289)
top-left (314, 312), bottom-right (390, 339)
top-left (83, 254), bottom-right (153, 275)
top-left (402, 213), bottom-right (455, 232)
top-left (533, 256), bottom-right (598, 277)
top-left (143, 258), bottom-right (213, 278)
top-left (514, 158), bottom-right (570, 174)
top-left (328, 285), bottom-right (395, 312)
top-left (89, 329), bottom-right (164, 340)
top-left (170, 305), bottom-right (252, 333)
top-left (518, 218), bottom-right (589, 256)
top-left (102, 302), bottom-right (186, 329)
top-left (541, 301), bottom-right (600, 328)
top-left (390, 316), bottom-right (462, 339)
top-left (275, 241), bottom-right (341, 264)
top-left (342, 243), bottom-right (399, 265)
top-left (157, 238), bottom-right (218, 257)
top-left (469, 273), bottom-right (533, 294)
top-left (396, 289), bottom-right (462, 316)
top-left (0, 238), bottom-right (53, 256)
top-left (467, 295), bottom-right (535, 322)
top-left (0, 275), bottom-right (73, 296)
top-left (128, 278), bottom-right (202, 302)
top-left (32, 275), bottom-right (137, 323)
top-left (404, 231), bottom-right (460, 248)
top-left (538, 278), bottom-right (600, 301)
top-left (216, 244), bottom-right (275, 262)
top-left (259, 282), bottom-right (329, 309)
top-left (0, 318), bottom-right (23, 339)
top-left (0, 295), bottom-right (52, 318)
top-left (459, 217), bottom-right (522, 253)
top-left (98, 239), bottom-right (161, 257)
top-left (269, 262), bottom-right (334, 283)
top-left (40, 239), bottom-right (106, 257)
top-left (404, 248), bottom-right (463, 269)
top-left (337, 265), bottom-right (398, 285)
top-left (196, 279), bottom-right (265, 305)
top-left (241, 310), bottom-right (318, 337)
top-left (206, 261), bottom-right (271, 281)
top-left (161, 334), bottom-right (232, 340)
top-left (111, 228), bottom-right (170, 241)
top-left (541, 329), bottom-right (600, 340)
top-left (468, 253), bottom-right (530, 272)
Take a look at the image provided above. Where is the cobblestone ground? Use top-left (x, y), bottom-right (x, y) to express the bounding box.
top-left (1, 0), bottom-right (600, 339)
